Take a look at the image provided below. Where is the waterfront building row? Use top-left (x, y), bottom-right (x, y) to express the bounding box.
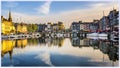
top-left (1, 11), bottom-right (65, 35)
top-left (1, 9), bottom-right (119, 37)
top-left (70, 9), bottom-right (119, 34)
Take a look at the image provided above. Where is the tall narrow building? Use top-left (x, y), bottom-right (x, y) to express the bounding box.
top-left (8, 11), bottom-right (12, 22)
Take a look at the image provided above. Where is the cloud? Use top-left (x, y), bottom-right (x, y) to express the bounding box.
top-left (90, 1), bottom-right (118, 9)
top-left (35, 52), bottom-right (54, 66)
top-left (37, 1), bottom-right (52, 15)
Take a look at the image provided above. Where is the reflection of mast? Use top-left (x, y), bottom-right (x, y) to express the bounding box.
top-left (103, 53), bottom-right (104, 62)
top-left (102, 41), bottom-right (104, 62)
top-left (112, 61), bottom-right (114, 66)
top-left (9, 40), bottom-right (14, 60)
top-left (9, 50), bottom-right (13, 66)
top-left (103, 11), bottom-right (105, 16)
top-left (9, 50), bottom-right (13, 60)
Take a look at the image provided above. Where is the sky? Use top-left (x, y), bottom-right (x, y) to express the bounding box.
top-left (1, 0), bottom-right (119, 28)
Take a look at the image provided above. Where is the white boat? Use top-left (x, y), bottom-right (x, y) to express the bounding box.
top-left (87, 36), bottom-right (108, 40)
top-left (64, 33), bottom-right (70, 37)
top-left (110, 34), bottom-right (119, 42)
top-left (87, 33), bottom-right (99, 37)
top-left (2, 35), bottom-right (9, 39)
top-left (98, 33), bottom-right (108, 37)
top-left (98, 37), bottom-right (108, 39)
top-left (57, 33), bottom-right (63, 38)
top-left (87, 33), bottom-right (108, 37)
top-left (87, 36), bottom-right (98, 39)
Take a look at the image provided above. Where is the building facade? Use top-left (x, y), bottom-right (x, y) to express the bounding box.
top-left (83, 23), bottom-right (90, 32)
top-left (16, 23), bottom-right (28, 34)
top-left (89, 20), bottom-right (99, 33)
top-left (37, 24), bottom-right (47, 32)
top-left (71, 22), bottom-right (80, 32)
top-left (108, 9), bottom-right (119, 33)
top-left (1, 11), bottom-right (15, 35)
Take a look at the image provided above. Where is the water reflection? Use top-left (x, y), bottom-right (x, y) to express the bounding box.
top-left (71, 37), bottom-right (91, 48)
top-left (27, 37), bottom-right (64, 47)
top-left (15, 39), bottom-right (27, 48)
top-left (1, 40), bottom-right (15, 60)
top-left (1, 37), bottom-right (119, 66)
top-left (50, 38), bottom-right (64, 47)
top-left (70, 37), bottom-right (119, 63)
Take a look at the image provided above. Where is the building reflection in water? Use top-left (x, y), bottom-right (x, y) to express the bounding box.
top-left (1, 40), bottom-right (15, 60)
top-left (70, 37), bottom-right (119, 65)
top-left (27, 38), bottom-right (39, 46)
top-left (70, 37), bottom-right (90, 48)
top-left (1, 37), bottom-right (119, 66)
top-left (38, 37), bottom-right (65, 47)
top-left (38, 37), bottom-right (46, 45)
top-left (50, 38), bottom-right (64, 47)
top-left (89, 39), bottom-right (99, 49)
top-left (1, 39), bottom-right (28, 60)
top-left (15, 39), bottom-right (27, 48)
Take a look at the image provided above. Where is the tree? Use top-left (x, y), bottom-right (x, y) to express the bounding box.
top-left (32, 24), bottom-right (38, 32)
top-left (27, 24), bottom-right (38, 33)
top-left (27, 24), bottom-right (32, 33)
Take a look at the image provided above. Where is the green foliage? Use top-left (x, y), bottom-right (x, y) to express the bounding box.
top-left (27, 24), bottom-right (32, 33)
top-left (32, 24), bottom-right (38, 32)
top-left (27, 24), bottom-right (38, 33)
